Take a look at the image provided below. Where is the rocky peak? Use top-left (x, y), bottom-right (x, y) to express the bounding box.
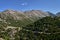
top-left (24, 10), bottom-right (50, 18)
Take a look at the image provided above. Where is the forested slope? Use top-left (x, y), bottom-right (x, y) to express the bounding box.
top-left (20, 16), bottom-right (60, 40)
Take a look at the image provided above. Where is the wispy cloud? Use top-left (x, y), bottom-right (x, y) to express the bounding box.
top-left (21, 3), bottom-right (28, 6)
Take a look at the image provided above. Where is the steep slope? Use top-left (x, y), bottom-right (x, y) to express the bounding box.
top-left (0, 10), bottom-right (34, 27)
top-left (0, 9), bottom-right (25, 20)
top-left (24, 10), bottom-right (50, 17)
top-left (24, 10), bottom-right (53, 20)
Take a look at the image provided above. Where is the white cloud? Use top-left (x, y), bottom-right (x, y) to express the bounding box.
top-left (21, 3), bottom-right (28, 6)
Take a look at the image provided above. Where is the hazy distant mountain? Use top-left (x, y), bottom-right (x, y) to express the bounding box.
top-left (56, 12), bottom-right (60, 17)
top-left (47, 11), bottom-right (56, 17)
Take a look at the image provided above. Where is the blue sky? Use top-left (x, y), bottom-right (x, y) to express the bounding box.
top-left (0, 0), bottom-right (60, 13)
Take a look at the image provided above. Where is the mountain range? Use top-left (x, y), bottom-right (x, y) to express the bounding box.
top-left (0, 9), bottom-right (60, 27)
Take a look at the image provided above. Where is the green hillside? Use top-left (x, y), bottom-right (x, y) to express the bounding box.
top-left (20, 16), bottom-right (60, 40)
